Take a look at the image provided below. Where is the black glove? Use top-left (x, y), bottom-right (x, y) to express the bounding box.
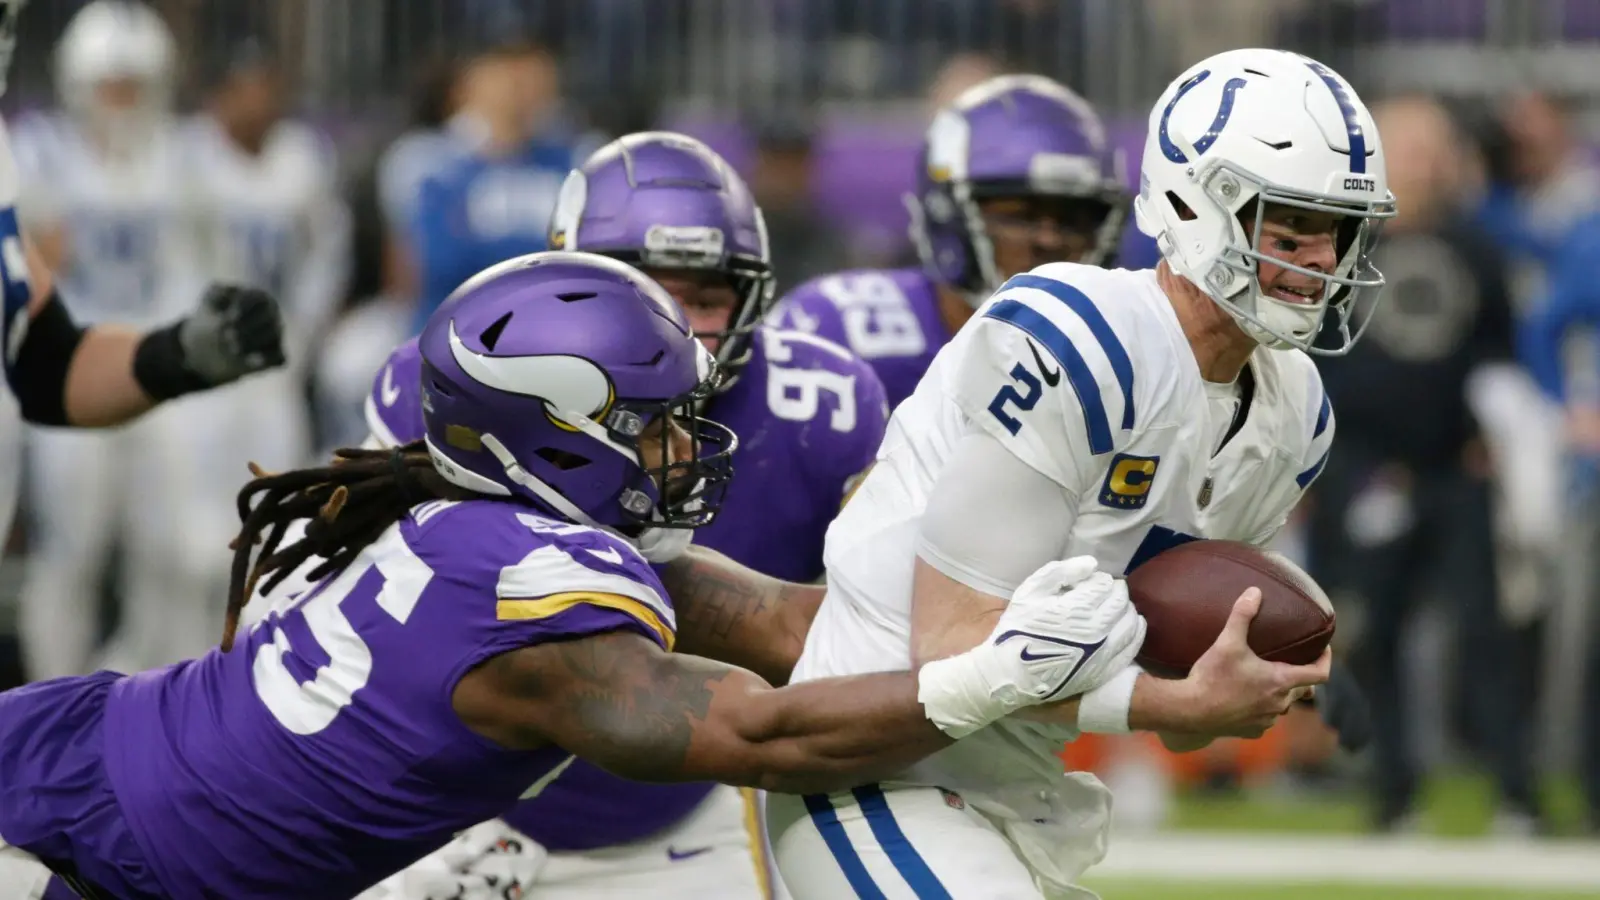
top-left (1301, 662), bottom-right (1372, 753)
top-left (134, 284), bottom-right (286, 400)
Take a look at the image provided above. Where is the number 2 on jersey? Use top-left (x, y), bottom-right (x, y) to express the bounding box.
top-left (987, 362), bottom-right (1044, 436)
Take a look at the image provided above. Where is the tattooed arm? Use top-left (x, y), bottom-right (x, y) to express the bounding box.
top-left (458, 631), bottom-right (951, 796)
top-left (657, 545), bottom-right (825, 686)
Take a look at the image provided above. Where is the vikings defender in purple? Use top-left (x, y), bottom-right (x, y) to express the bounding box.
top-left (374, 133), bottom-right (888, 899)
top-left (0, 252), bottom-right (1095, 900)
top-left (546, 133), bottom-right (887, 583)
top-left (364, 337), bottom-right (424, 449)
top-left (772, 75), bottom-right (1129, 409)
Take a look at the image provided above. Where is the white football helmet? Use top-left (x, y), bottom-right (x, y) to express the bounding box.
top-left (1135, 48), bottom-right (1396, 355)
top-left (54, 0), bottom-right (175, 150)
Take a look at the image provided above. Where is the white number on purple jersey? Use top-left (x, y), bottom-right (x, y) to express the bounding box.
top-left (763, 329), bottom-right (857, 432)
top-left (252, 540), bottom-right (436, 736)
top-left (818, 273), bottom-right (927, 359)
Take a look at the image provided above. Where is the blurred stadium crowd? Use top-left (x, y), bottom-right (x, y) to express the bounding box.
top-left (1, 0), bottom-right (1599, 844)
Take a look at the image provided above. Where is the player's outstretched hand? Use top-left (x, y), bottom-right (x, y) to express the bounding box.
top-left (1178, 587), bottom-right (1330, 739)
top-left (919, 556), bottom-right (1145, 739)
top-left (176, 284), bottom-right (287, 386)
top-left (988, 556), bottom-right (1146, 704)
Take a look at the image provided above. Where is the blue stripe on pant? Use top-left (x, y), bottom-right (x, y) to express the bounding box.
top-left (802, 787), bottom-right (953, 899)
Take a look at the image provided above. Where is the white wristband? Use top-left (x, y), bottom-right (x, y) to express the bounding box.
top-left (916, 647), bottom-right (1015, 740)
top-left (1076, 665), bottom-right (1143, 735)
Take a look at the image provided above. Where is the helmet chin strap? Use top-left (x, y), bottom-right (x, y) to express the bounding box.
top-left (434, 431), bottom-right (694, 564)
top-left (634, 527), bottom-right (694, 563)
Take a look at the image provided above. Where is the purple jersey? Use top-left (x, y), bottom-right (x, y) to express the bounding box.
top-left (364, 336), bottom-right (424, 447)
top-left (693, 325), bottom-right (887, 582)
top-left (0, 500), bottom-right (677, 900)
top-left (770, 267), bottom-right (951, 411)
top-left (502, 324), bottom-right (887, 850)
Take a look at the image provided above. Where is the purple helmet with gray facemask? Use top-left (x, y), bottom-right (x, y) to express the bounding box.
top-left (549, 131), bottom-right (773, 389)
top-left (910, 74), bottom-right (1129, 304)
top-left (417, 251), bottom-right (736, 557)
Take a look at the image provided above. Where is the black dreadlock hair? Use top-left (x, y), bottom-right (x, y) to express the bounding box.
top-left (223, 441), bottom-right (467, 651)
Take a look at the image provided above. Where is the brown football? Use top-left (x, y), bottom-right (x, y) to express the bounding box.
top-left (1125, 539), bottom-right (1335, 676)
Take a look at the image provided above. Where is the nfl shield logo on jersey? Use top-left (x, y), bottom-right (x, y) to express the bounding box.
top-left (1197, 476), bottom-right (1214, 510)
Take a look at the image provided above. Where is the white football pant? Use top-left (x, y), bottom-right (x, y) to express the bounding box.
top-left (361, 784), bottom-right (785, 900)
top-left (20, 379), bottom-right (304, 678)
top-left (0, 837), bottom-right (52, 900)
top-left (767, 785), bottom-right (1103, 900)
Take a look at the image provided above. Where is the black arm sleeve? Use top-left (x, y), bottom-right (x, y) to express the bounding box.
top-left (12, 290), bottom-right (85, 426)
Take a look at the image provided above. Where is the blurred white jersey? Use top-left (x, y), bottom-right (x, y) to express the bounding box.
top-left (10, 111), bottom-right (202, 327)
top-left (12, 112), bottom-right (254, 679)
top-left (181, 116), bottom-right (350, 375)
top-left (792, 263), bottom-right (1335, 798)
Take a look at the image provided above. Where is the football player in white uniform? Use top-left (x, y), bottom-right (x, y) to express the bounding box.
top-left (185, 37), bottom-right (351, 473)
top-left (767, 48), bottom-right (1394, 899)
top-left (12, 0), bottom-right (283, 679)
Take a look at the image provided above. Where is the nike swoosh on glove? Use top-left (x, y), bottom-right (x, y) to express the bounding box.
top-left (988, 556), bottom-right (1147, 705)
top-left (177, 284), bottom-right (287, 386)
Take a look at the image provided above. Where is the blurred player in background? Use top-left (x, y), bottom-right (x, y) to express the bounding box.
top-left (365, 131), bottom-right (888, 899)
top-left (11, 0), bottom-right (286, 679)
top-left (1308, 95), bottom-right (1542, 834)
top-left (772, 74), bottom-right (1129, 410)
top-left (408, 40), bottom-right (603, 330)
top-left (767, 49), bottom-right (1388, 898)
top-left (185, 36), bottom-right (351, 472)
top-left (0, 250), bottom-right (1131, 900)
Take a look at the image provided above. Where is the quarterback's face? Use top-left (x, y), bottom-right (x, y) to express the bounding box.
top-left (979, 195), bottom-right (1108, 279)
top-left (1250, 203), bottom-right (1346, 306)
top-left (644, 268), bottom-right (740, 355)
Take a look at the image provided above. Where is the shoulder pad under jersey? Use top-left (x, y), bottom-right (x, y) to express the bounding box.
top-left (771, 267), bottom-right (939, 362)
top-left (365, 338), bottom-right (425, 447)
top-left (947, 265), bottom-right (1154, 495)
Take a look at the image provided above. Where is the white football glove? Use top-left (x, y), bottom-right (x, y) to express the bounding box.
top-left (919, 556), bottom-right (1146, 739)
top-left (353, 819), bottom-right (547, 900)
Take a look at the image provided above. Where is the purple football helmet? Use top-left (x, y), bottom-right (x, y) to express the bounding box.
top-left (910, 74), bottom-right (1129, 303)
top-left (417, 251), bottom-right (736, 550)
top-left (548, 131), bottom-right (773, 390)
top-left (364, 337), bottom-right (424, 449)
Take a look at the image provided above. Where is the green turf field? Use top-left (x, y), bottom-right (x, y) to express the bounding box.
top-left (1080, 771), bottom-right (1600, 899)
top-left (1166, 769), bottom-right (1591, 837)
top-left (1084, 881), bottom-right (1600, 900)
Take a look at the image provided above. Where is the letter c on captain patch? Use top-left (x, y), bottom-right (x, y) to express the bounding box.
top-left (1099, 453), bottom-right (1160, 510)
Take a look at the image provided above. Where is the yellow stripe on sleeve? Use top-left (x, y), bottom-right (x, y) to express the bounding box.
top-left (495, 591), bottom-right (675, 650)
top-left (840, 463), bottom-right (874, 511)
top-left (740, 786), bottom-right (775, 900)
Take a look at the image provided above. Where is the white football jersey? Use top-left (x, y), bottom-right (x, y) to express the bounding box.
top-left (10, 112), bottom-right (203, 328)
top-left (791, 262), bottom-right (1335, 797)
top-left (182, 116), bottom-right (350, 371)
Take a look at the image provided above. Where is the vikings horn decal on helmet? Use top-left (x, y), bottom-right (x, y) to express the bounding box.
top-left (417, 251), bottom-right (737, 561)
top-left (1134, 48), bottom-right (1397, 356)
top-left (910, 74), bottom-right (1129, 305)
top-left (549, 131), bottom-right (774, 391)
